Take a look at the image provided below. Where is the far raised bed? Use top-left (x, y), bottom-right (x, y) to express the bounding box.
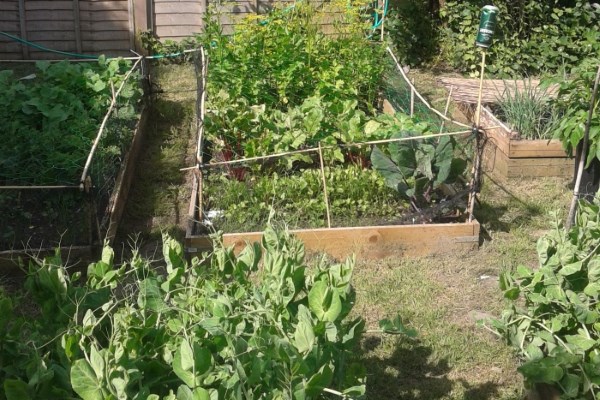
top-left (184, 5), bottom-right (480, 260)
top-left (463, 105), bottom-right (574, 178)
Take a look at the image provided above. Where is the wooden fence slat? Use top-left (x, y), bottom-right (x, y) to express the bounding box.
top-left (155, 13), bottom-right (203, 25)
top-left (154, 2), bottom-right (203, 14)
top-left (0, 2), bottom-right (19, 11)
top-left (18, 0), bottom-right (28, 59)
top-left (79, 10), bottom-right (129, 21)
top-left (25, 20), bottom-right (75, 30)
top-left (79, 1), bottom-right (129, 11)
top-left (81, 39), bottom-right (130, 51)
top-left (0, 21), bottom-right (20, 31)
top-left (155, 25), bottom-right (202, 37)
top-left (81, 30), bottom-right (129, 41)
top-left (81, 20), bottom-right (126, 30)
top-left (73, 0), bottom-right (83, 53)
top-left (27, 30), bottom-right (77, 41)
top-left (26, 1), bottom-right (73, 10)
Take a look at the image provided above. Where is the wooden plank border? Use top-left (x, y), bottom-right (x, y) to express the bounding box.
top-left (185, 221), bottom-right (480, 260)
top-left (459, 104), bottom-right (575, 178)
top-left (104, 104), bottom-right (150, 244)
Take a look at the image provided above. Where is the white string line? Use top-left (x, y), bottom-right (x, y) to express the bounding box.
top-left (386, 46), bottom-right (471, 129)
top-left (180, 129), bottom-right (472, 170)
top-left (0, 185), bottom-right (81, 190)
top-left (79, 57), bottom-right (142, 189)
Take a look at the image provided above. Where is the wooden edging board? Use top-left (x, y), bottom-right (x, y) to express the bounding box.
top-left (104, 104), bottom-right (150, 244)
top-left (0, 105), bottom-right (149, 271)
top-left (185, 220), bottom-right (480, 261)
top-left (462, 105), bottom-right (574, 178)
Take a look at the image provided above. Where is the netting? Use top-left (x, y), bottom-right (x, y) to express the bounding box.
top-left (0, 58), bottom-right (145, 250)
top-left (187, 46), bottom-right (478, 236)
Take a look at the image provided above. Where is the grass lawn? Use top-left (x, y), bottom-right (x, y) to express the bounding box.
top-left (117, 62), bottom-right (574, 399)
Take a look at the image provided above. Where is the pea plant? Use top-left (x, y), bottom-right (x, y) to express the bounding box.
top-left (491, 197), bottom-right (600, 398)
top-left (1, 227), bottom-right (413, 399)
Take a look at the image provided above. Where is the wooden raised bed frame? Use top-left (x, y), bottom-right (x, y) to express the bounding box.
top-left (476, 106), bottom-right (574, 178)
top-left (185, 101), bottom-right (480, 261)
top-left (0, 105), bottom-right (150, 270)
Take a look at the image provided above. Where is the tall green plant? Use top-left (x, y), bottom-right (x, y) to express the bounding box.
top-left (370, 127), bottom-right (466, 208)
top-left (550, 58), bottom-right (600, 165)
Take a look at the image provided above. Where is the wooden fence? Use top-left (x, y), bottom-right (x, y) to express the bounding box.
top-left (0, 0), bottom-right (311, 60)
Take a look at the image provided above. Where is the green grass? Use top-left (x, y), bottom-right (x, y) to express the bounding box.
top-left (117, 63), bottom-right (197, 243)
top-left (349, 173), bottom-right (572, 399)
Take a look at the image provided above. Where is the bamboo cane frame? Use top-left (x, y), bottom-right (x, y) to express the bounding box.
top-left (188, 47), bottom-right (477, 233)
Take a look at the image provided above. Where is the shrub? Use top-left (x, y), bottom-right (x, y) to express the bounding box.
top-left (439, 1), bottom-right (600, 77)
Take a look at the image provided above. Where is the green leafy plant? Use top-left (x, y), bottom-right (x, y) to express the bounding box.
top-left (550, 58), bottom-right (600, 165)
top-left (439, 1), bottom-right (600, 77)
top-left (491, 196), bottom-right (600, 398)
top-left (0, 227), bottom-right (413, 399)
top-left (0, 57), bottom-right (142, 249)
top-left (205, 164), bottom-right (407, 232)
top-left (384, 0), bottom-right (438, 66)
top-left (370, 131), bottom-right (466, 209)
top-left (495, 80), bottom-right (561, 140)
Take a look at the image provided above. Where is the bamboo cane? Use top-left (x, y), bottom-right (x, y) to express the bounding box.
top-left (566, 64), bottom-right (600, 229)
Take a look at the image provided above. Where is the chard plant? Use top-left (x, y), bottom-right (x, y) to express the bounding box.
top-left (0, 227), bottom-right (413, 399)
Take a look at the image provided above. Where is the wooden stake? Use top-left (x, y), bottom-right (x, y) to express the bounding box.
top-left (566, 63), bottom-right (600, 230)
top-left (80, 58), bottom-right (142, 190)
top-left (318, 143), bottom-right (332, 229)
top-left (380, 0), bottom-right (385, 42)
top-left (475, 50), bottom-right (487, 128)
top-left (468, 49), bottom-right (488, 222)
top-left (439, 86), bottom-right (454, 133)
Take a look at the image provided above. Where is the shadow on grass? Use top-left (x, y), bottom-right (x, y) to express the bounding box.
top-left (362, 336), bottom-right (506, 400)
top-left (475, 174), bottom-right (545, 243)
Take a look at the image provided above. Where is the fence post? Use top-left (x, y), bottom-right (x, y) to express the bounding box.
top-left (18, 0), bottom-right (28, 59)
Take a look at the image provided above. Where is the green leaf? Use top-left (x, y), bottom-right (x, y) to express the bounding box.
top-left (518, 360), bottom-right (564, 384)
top-left (294, 318), bottom-right (315, 353)
top-left (565, 334), bottom-right (596, 351)
top-left (504, 287), bottom-right (520, 300)
top-left (137, 278), bottom-right (167, 312)
top-left (173, 339), bottom-right (213, 387)
top-left (70, 359), bottom-right (104, 400)
top-left (308, 280), bottom-right (342, 322)
top-left (90, 345), bottom-right (105, 381)
top-left (379, 315), bottom-right (417, 336)
top-left (4, 379), bottom-right (30, 400)
top-left (559, 261), bottom-right (583, 276)
top-left (305, 364), bottom-right (334, 397)
top-left (370, 146), bottom-right (409, 196)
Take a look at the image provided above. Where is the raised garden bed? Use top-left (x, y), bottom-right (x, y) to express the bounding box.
top-left (461, 104), bottom-right (574, 179)
top-left (183, 5), bottom-right (480, 260)
top-left (0, 58), bottom-right (149, 269)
